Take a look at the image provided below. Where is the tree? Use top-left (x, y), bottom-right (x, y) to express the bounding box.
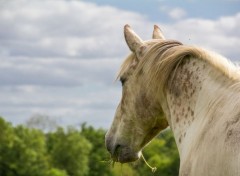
top-left (80, 124), bottom-right (114, 176)
top-left (0, 117), bottom-right (180, 176)
top-left (0, 117), bottom-right (18, 175)
top-left (45, 168), bottom-right (68, 176)
top-left (0, 117), bottom-right (55, 176)
top-left (47, 127), bottom-right (92, 176)
top-left (26, 114), bottom-right (58, 132)
top-left (12, 125), bottom-right (50, 176)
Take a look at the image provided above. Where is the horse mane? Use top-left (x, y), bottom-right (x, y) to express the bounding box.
top-left (118, 40), bottom-right (240, 93)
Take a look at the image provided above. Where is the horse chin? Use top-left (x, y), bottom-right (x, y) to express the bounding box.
top-left (113, 147), bottom-right (141, 163)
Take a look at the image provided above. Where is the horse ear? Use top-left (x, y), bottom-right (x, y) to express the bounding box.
top-left (124, 24), bottom-right (143, 52)
top-left (152, 25), bottom-right (165, 39)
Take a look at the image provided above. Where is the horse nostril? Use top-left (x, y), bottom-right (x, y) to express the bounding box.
top-left (108, 144), bottom-right (121, 162)
top-left (113, 144), bottom-right (122, 156)
top-left (105, 134), bottom-right (123, 157)
top-left (115, 144), bottom-right (121, 152)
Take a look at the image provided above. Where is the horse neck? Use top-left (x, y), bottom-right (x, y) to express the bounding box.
top-left (164, 56), bottom-right (237, 157)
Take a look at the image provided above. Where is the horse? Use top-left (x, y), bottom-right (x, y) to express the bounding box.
top-left (105, 24), bottom-right (240, 176)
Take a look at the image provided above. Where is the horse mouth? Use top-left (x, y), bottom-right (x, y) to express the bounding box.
top-left (111, 145), bottom-right (141, 163)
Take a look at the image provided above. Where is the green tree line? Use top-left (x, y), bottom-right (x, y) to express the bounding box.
top-left (0, 117), bottom-right (179, 176)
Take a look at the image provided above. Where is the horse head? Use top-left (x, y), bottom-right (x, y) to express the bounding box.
top-left (105, 25), bottom-right (169, 163)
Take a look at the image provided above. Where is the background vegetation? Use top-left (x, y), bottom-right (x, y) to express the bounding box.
top-left (0, 117), bottom-right (179, 176)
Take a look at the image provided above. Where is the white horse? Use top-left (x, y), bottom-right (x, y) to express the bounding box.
top-left (105, 24), bottom-right (240, 176)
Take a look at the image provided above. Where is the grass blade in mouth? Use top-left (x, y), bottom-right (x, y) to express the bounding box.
top-left (141, 153), bottom-right (157, 173)
top-left (111, 160), bottom-right (116, 168)
top-left (101, 154), bottom-right (116, 168)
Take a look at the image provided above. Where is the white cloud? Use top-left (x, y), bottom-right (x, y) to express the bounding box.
top-left (0, 56), bottom-right (122, 86)
top-left (0, 0), bottom-right (147, 128)
top-left (0, 0), bottom-right (149, 58)
top-left (0, 0), bottom-right (239, 128)
top-left (159, 6), bottom-right (187, 20)
top-left (162, 13), bottom-right (240, 60)
top-left (0, 83), bottom-right (121, 128)
top-left (168, 7), bottom-right (187, 20)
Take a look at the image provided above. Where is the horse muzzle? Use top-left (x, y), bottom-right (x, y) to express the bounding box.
top-left (105, 134), bottom-right (141, 163)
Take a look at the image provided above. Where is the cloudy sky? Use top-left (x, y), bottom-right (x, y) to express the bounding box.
top-left (0, 0), bottom-right (239, 128)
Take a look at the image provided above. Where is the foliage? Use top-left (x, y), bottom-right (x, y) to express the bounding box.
top-left (26, 114), bottom-right (58, 131)
top-left (135, 129), bottom-right (180, 176)
top-left (47, 127), bottom-right (92, 176)
top-left (80, 124), bottom-right (114, 176)
top-left (0, 117), bottom-right (180, 176)
top-left (0, 118), bottom-right (51, 176)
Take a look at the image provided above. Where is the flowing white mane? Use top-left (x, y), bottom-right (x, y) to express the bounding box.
top-left (118, 40), bottom-right (240, 93)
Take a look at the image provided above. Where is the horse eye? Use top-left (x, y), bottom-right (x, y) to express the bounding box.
top-left (120, 77), bottom-right (127, 86)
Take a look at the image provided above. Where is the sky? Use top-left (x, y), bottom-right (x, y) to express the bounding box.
top-left (0, 0), bottom-right (239, 129)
